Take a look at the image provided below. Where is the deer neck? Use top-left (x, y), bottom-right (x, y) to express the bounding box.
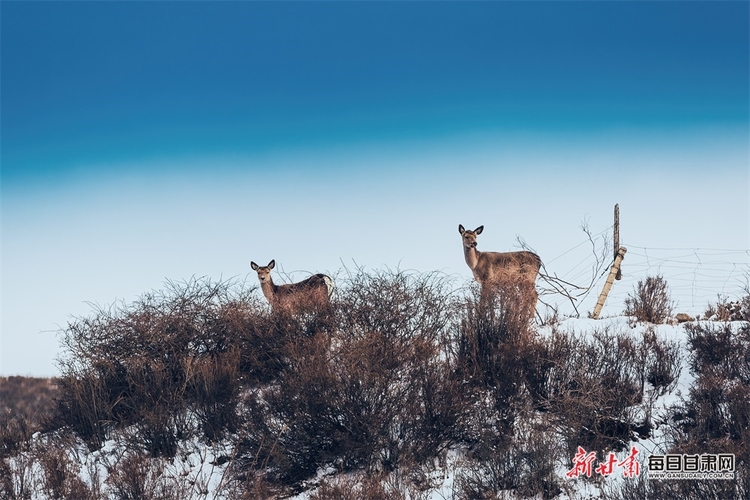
top-left (260, 278), bottom-right (277, 304)
top-left (464, 245), bottom-right (481, 272)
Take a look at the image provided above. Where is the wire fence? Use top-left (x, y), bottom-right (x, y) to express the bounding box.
top-left (541, 228), bottom-right (750, 318)
top-left (608, 245), bottom-right (749, 317)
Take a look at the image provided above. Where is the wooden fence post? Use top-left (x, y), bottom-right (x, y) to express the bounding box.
top-left (591, 246), bottom-right (627, 319)
top-left (614, 204), bottom-right (621, 280)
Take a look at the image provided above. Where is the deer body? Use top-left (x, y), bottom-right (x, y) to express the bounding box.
top-left (251, 260), bottom-right (334, 314)
top-left (459, 224), bottom-right (542, 317)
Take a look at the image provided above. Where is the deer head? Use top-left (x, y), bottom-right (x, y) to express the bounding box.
top-left (459, 224), bottom-right (484, 249)
top-left (250, 260), bottom-right (275, 285)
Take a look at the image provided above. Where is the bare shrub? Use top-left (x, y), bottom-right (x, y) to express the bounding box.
top-left (0, 377), bottom-right (59, 432)
top-left (25, 267), bottom-right (715, 498)
top-left (37, 436), bottom-right (96, 500)
top-left (0, 412), bottom-right (34, 460)
top-left (224, 472), bottom-right (279, 500)
top-left (309, 474), bottom-right (405, 500)
top-left (54, 278), bottom-right (262, 456)
top-left (231, 269), bottom-right (464, 492)
top-left (602, 470), bottom-right (749, 500)
top-left (453, 287), bottom-right (537, 472)
top-left (186, 348), bottom-right (242, 442)
top-left (457, 422), bottom-right (563, 500)
top-left (686, 322), bottom-right (750, 382)
top-left (541, 328), bottom-right (650, 454)
top-left (651, 322), bottom-right (750, 499)
top-left (704, 294), bottom-right (750, 322)
top-left (0, 430), bottom-right (98, 500)
top-left (234, 303), bottom-right (317, 384)
top-left (451, 282), bottom-right (674, 497)
top-left (335, 268), bottom-right (456, 344)
top-left (680, 323), bottom-right (750, 444)
top-left (0, 377), bottom-right (62, 495)
top-left (0, 416), bottom-right (36, 500)
top-left (105, 451), bottom-right (167, 500)
top-left (0, 451), bottom-right (35, 500)
top-left (55, 366), bottom-right (114, 450)
top-left (455, 283), bottom-right (533, 390)
top-left (641, 327), bottom-right (681, 395)
top-left (624, 275), bottom-right (675, 324)
top-left (451, 283), bottom-right (570, 499)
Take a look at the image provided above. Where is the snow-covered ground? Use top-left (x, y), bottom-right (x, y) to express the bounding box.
top-left (8, 314), bottom-right (745, 499)
top-left (287, 316), bottom-right (719, 500)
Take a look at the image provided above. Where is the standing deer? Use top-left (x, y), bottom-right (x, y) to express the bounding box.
top-left (250, 259), bottom-right (334, 314)
top-left (459, 224), bottom-right (542, 319)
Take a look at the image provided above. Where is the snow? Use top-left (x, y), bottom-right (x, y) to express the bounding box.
top-left (11, 315), bottom-right (745, 499)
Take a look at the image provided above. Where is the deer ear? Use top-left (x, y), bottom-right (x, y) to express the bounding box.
top-left (250, 261), bottom-right (259, 271)
top-left (458, 224), bottom-right (465, 235)
top-left (268, 260), bottom-right (275, 269)
top-left (475, 226), bottom-right (484, 234)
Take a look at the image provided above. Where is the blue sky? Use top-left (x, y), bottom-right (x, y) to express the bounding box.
top-left (2, 1), bottom-right (749, 376)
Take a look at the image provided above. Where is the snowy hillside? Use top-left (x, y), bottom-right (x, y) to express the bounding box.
top-left (1, 273), bottom-right (747, 499)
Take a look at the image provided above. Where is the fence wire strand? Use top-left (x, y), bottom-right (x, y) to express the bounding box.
top-left (546, 240), bottom-right (749, 317)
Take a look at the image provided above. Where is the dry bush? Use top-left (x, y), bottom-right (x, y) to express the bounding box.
top-left (602, 470), bottom-right (749, 500)
top-left (186, 348), bottom-right (242, 442)
top-left (456, 283), bottom-right (533, 390)
top-left (455, 282), bottom-right (552, 446)
top-left (225, 474), bottom-right (278, 500)
top-left (233, 308), bottom-right (293, 385)
top-left (474, 267), bottom-right (540, 330)
top-left (12, 268), bottom-right (705, 499)
top-left (451, 284), bottom-right (567, 499)
top-left (230, 269), bottom-right (465, 492)
top-left (335, 269), bottom-right (456, 344)
top-left (457, 422), bottom-right (563, 500)
top-left (0, 431), bottom-right (99, 500)
top-left (451, 281), bottom-right (681, 498)
top-left (453, 319), bottom-right (679, 499)
top-left (309, 474), bottom-right (405, 500)
top-left (0, 412), bottom-right (35, 460)
top-left (453, 286), bottom-right (538, 460)
top-left (646, 322), bottom-right (750, 500)
top-left (55, 367), bottom-right (113, 450)
top-left (0, 424), bottom-right (36, 500)
top-left (540, 328), bottom-right (652, 454)
top-left (679, 322), bottom-right (750, 446)
top-left (37, 437), bottom-right (96, 500)
top-left (686, 322), bottom-right (750, 382)
top-left (0, 377), bottom-right (61, 478)
top-left (641, 327), bottom-right (681, 394)
top-left (0, 456), bottom-right (34, 499)
top-left (104, 450), bottom-right (191, 500)
top-left (624, 275), bottom-right (675, 324)
top-left (0, 377), bottom-right (59, 431)
top-left (604, 322), bottom-right (749, 500)
top-left (704, 294), bottom-right (750, 322)
top-left (600, 473), bottom-right (654, 500)
top-left (54, 278), bottom-right (263, 455)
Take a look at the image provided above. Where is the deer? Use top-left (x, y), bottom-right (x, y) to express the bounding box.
top-left (458, 224), bottom-right (542, 320)
top-left (250, 259), bottom-right (334, 315)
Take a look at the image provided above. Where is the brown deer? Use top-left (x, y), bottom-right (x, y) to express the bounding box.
top-left (458, 224), bottom-right (542, 319)
top-left (250, 259), bottom-right (334, 314)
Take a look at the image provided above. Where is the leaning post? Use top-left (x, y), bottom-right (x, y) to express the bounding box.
top-left (614, 204), bottom-right (621, 280)
top-left (591, 246), bottom-right (627, 319)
